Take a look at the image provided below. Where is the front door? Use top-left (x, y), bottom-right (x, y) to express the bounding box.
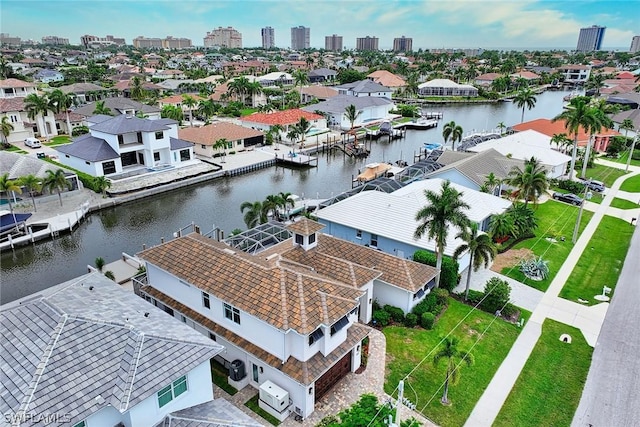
top-left (138, 152), bottom-right (145, 165)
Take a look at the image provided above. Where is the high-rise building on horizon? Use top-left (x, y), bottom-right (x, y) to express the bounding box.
top-left (261, 26), bottom-right (275, 49)
top-left (204, 27), bottom-right (242, 48)
top-left (162, 36), bottom-right (192, 49)
top-left (0, 33), bottom-right (21, 47)
top-left (325, 34), bottom-right (343, 51)
top-left (81, 34), bottom-right (126, 48)
top-left (356, 36), bottom-right (379, 51)
top-left (576, 25), bottom-right (606, 52)
top-left (41, 35), bottom-right (69, 45)
top-left (393, 36), bottom-right (412, 52)
top-left (630, 36), bottom-right (640, 53)
top-left (291, 26), bottom-right (310, 50)
top-left (133, 36), bottom-right (163, 49)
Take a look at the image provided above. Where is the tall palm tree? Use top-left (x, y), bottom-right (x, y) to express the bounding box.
top-left (514, 87), bottom-right (537, 123)
top-left (0, 173), bottom-right (22, 216)
top-left (618, 119), bottom-right (636, 172)
top-left (246, 81), bottom-right (263, 107)
top-left (94, 175), bottom-right (111, 198)
top-left (93, 100), bottom-right (113, 116)
top-left (433, 337), bottom-right (474, 405)
top-left (263, 194), bottom-right (281, 219)
top-left (18, 174), bottom-right (41, 211)
top-left (453, 224), bottom-right (497, 301)
top-left (130, 76), bottom-right (146, 101)
top-left (344, 104), bottom-right (360, 132)
top-left (585, 73), bottom-right (606, 97)
top-left (161, 105), bottom-right (183, 124)
top-left (292, 69), bottom-right (309, 104)
top-left (496, 121), bottom-right (506, 136)
top-left (1, 115), bottom-right (14, 146)
top-left (48, 89), bottom-right (76, 136)
top-left (228, 76), bottom-right (250, 105)
top-left (505, 156), bottom-right (548, 208)
top-left (181, 94), bottom-right (197, 127)
top-left (286, 127), bottom-right (300, 146)
top-left (197, 99), bottom-right (218, 122)
top-left (42, 168), bottom-right (72, 207)
top-left (483, 172), bottom-right (501, 195)
top-left (24, 93), bottom-right (52, 141)
top-left (213, 138), bottom-right (229, 162)
top-left (414, 180), bottom-right (471, 288)
top-left (295, 117), bottom-right (311, 148)
top-left (551, 133), bottom-right (569, 152)
top-left (580, 105), bottom-right (612, 179)
top-left (269, 124), bottom-right (284, 146)
top-left (240, 200), bottom-right (267, 228)
top-left (442, 121), bottom-right (463, 151)
top-left (277, 191), bottom-right (295, 218)
top-left (552, 96), bottom-right (593, 179)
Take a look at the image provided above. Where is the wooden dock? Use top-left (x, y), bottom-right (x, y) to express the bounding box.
top-left (275, 152), bottom-right (318, 167)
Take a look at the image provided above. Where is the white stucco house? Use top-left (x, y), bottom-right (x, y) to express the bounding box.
top-left (334, 79), bottom-right (392, 99)
top-left (316, 178), bottom-right (512, 273)
top-left (55, 114), bottom-right (195, 177)
top-left (0, 78), bottom-right (58, 143)
top-left (301, 94), bottom-right (395, 129)
top-left (134, 219), bottom-right (437, 421)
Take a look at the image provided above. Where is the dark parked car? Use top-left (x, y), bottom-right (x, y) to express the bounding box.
top-left (553, 192), bottom-right (583, 205)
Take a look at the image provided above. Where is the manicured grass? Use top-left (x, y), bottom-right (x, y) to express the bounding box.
top-left (493, 319), bottom-right (593, 427)
top-left (605, 150), bottom-right (640, 168)
top-left (2, 144), bottom-right (27, 154)
top-left (210, 359), bottom-right (238, 396)
top-left (501, 200), bottom-right (594, 291)
top-left (240, 108), bottom-right (259, 116)
top-left (575, 163), bottom-right (629, 188)
top-left (610, 197), bottom-right (639, 210)
top-left (245, 394), bottom-right (281, 426)
top-left (560, 215), bottom-right (634, 305)
top-left (384, 298), bottom-right (521, 427)
top-left (45, 135), bottom-right (71, 146)
top-left (620, 174), bottom-right (640, 193)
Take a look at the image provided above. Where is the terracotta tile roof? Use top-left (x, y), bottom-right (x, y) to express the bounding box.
top-left (0, 97), bottom-right (25, 113)
top-left (137, 233), bottom-right (363, 334)
top-left (287, 218), bottom-right (325, 235)
top-left (53, 111), bottom-right (84, 122)
top-left (140, 286), bottom-right (368, 386)
top-left (511, 70), bottom-right (540, 80)
top-left (300, 86), bottom-right (339, 99)
top-left (0, 78), bottom-right (35, 88)
top-left (241, 109), bottom-right (323, 126)
top-left (475, 73), bottom-right (501, 81)
top-left (512, 118), bottom-right (620, 145)
top-left (367, 70), bottom-right (406, 88)
top-left (179, 122), bottom-right (264, 145)
top-left (158, 94), bottom-right (204, 105)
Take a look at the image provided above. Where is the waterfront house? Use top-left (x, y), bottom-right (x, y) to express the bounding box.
top-left (474, 72), bottom-right (502, 87)
top-left (509, 70), bottom-right (541, 85)
top-left (316, 178), bottom-right (512, 272)
top-left (558, 64), bottom-right (591, 85)
top-left (0, 78), bottom-right (58, 143)
top-left (301, 94), bottom-right (394, 130)
top-left (135, 219), bottom-right (436, 420)
top-left (239, 109), bottom-right (326, 143)
top-left (179, 122), bottom-right (264, 158)
top-left (256, 72), bottom-right (293, 87)
top-left (158, 94), bottom-right (205, 118)
top-left (300, 85), bottom-right (339, 103)
top-left (334, 80), bottom-right (392, 100)
top-left (417, 79), bottom-right (478, 97)
top-left (308, 68), bottom-right (338, 84)
top-left (55, 114), bottom-right (194, 177)
top-left (0, 272), bottom-right (261, 427)
top-left (72, 97), bottom-right (161, 120)
top-left (367, 70), bottom-right (406, 92)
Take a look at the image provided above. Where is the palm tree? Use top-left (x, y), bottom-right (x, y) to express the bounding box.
top-left (277, 191), bottom-right (295, 218)
top-left (344, 104), bottom-right (360, 133)
top-left (295, 117), bottom-right (311, 148)
top-left (442, 121), bottom-right (463, 151)
top-left (130, 76), bottom-right (146, 101)
top-left (286, 127), bottom-right (300, 146)
top-left (514, 87), bottom-right (537, 123)
top-left (488, 212), bottom-right (515, 242)
top-left (496, 121), bottom-right (506, 136)
top-left (0, 173), bottom-right (22, 216)
top-left (240, 200), bottom-right (267, 228)
top-left (182, 94), bottom-right (197, 127)
top-left (453, 224), bottom-right (497, 301)
top-left (269, 124), bottom-right (284, 146)
top-left (433, 337), bottom-right (474, 405)
top-left (263, 194), bottom-right (281, 219)
top-left (228, 76), bottom-right (250, 104)
top-left (551, 133), bottom-right (569, 152)
top-left (246, 81), bottom-right (263, 107)
top-left (483, 172), bottom-right (501, 195)
top-left (505, 156), bottom-right (548, 208)
top-left (18, 174), bottom-right (41, 211)
top-left (95, 257), bottom-right (105, 272)
top-left (618, 119), bottom-right (635, 172)
top-left (48, 89), bottom-right (76, 136)
top-left (580, 105), bottom-right (612, 179)
top-left (552, 96), bottom-right (593, 179)
top-left (292, 69), bottom-right (309, 104)
top-left (1, 116), bottom-right (14, 146)
top-left (585, 73), bottom-right (606, 97)
top-left (197, 99), bottom-right (218, 122)
top-left (24, 93), bottom-right (52, 141)
top-left (414, 180), bottom-right (471, 288)
top-left (42, 168), bottom-right (72, 207)
top-left (94, 176), bottom-right (111, 198)
top-left (93, 100), bottom-right (113, 116)
top-left (161, 105), bottom-right (183, 124)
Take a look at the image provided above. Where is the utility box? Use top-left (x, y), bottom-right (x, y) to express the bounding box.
top-left (259, 380), bottom-right (290, 422)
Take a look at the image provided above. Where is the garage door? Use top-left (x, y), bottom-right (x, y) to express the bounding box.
top-left (314, 350), bottom-right (352, 402)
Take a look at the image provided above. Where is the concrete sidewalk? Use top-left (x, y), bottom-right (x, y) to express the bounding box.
top-left (464, 167), bottom-right (640, 426)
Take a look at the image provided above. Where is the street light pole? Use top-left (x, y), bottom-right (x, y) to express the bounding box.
top-left (572, 180), bottom-right (593, 244)
top-left (626, 135), bottom-right (638, 173)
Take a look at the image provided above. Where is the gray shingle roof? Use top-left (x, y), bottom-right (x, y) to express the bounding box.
top-left (55, 134), bottom-right (119, 162)
top-left (430, 148), bottom-right (522, 186)
top-left (0, 272), bottom-right (223, 426)
top-left (73, 97), bottom-right (160, 117)
top-left (90, 115), bottom-right (171, 135)
top-left (335, 79), bottom-right (390, 94)
top-left (301, 94), bottom-right (392, 114)
top-left (170, 137), bottom-right (194, 150)
top-left (309, 68), bottom-right (337, 78)
top-left (164, 399), bottom-right (264, 427)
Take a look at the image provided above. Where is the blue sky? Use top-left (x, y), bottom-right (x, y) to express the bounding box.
top-left (2, 0), bottom-right (638, 50)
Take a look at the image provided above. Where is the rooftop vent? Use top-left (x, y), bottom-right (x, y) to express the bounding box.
top-left (222, 248), bottom-right (236, 255)
top-left (144, 312), bottom-right (150, 318)
top-left (89, 286), bottom-right (94, 291)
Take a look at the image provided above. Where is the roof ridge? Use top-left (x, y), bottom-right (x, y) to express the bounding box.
top-left (117, 330), bottom-right (145, 412)
top-left (296, 272), bottom-right (308, 333)
top-left (402, 259), bottom-right (414, 290)
top-left (279, 268), bottom-right (290, 331)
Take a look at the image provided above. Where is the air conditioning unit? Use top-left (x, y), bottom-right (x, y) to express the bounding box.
top-left (259, 380), bottom-right (289, 410)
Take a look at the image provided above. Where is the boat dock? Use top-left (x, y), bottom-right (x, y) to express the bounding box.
top-left (274, 152), bottom-right (318, 167)
top-left (401, 119), bottom-right (439, 130)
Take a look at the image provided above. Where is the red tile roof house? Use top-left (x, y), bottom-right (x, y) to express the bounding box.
top-left (239, 109), bottom-right (326, 145)
top-left (474, 72), bottom-right (502, 87)
top-left (179, 122), bottom-right (264, 158)
top-left (512, 118), bottom-right (620, 153)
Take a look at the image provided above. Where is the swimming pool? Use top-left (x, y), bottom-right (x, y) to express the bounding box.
top-left (0, 197), bottom-right (22, 205)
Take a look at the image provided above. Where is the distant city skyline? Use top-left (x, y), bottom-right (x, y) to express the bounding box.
top-left (2, 0), bottom-right (638, 50)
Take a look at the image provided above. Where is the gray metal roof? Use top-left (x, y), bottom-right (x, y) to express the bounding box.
top-left (335, 79), bottom-right (391, 94)
top-left (170, 137), bottom-right (195, 151)
top-left (301, 94), bottom-right (392, 114)
top-left (73, 97), bottom-right (161, 117)
top-left (87, 114), bottom-right (115, 124)
top-left (164, 399), bottom-right (264, 427)
top-left (309, 68), bottom-right (337, 77)
top-left (55, 134), bottom-right (119, 162)
top-left (0, 272), bottom-right (223, 425)
top-left (90, 115), bottom-right (171, 135)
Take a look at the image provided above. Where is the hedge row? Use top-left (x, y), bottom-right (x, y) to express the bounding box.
top-left (412, 250), bottom-right (460, 291)
top-left (44, 158), bottom-right (103, 193)
top-left (371, 289), bottom-right (449, 330)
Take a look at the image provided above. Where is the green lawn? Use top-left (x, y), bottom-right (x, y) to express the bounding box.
top-left (620, 174), bottom-right (640, 193)
top-left (384, 298), bottom-right (521, 427)
top-left (575, 163), bottom-right (629, 187)
top-left (2, 144), bottom-right (27, 154)
top-left (605, 151), bottom-right (640, 168)
top-left (210, 359), bottom-right (238, 396)
top-left (240, 108), bottom-right (258, 116)
top-left (610, 197), bottom-right (640, 210)
top-left (493, 320), bottom-right (593, 427)
top-left (45, 135), bottom-right (71, 146)
top-left (245, 394), bottom-right (280, 426)
top-left (559, 215), bottom-right (635, 305)
top-left (501, 200), bottom-right (594, 291)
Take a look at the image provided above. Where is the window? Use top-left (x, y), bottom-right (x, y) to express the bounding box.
top-left (201, 144), bottom-right (206, 149)
top-left (370, 234), bottom-right (378, 247)
top-left (155, 131), bottom-right (164, 139)
top-left (308, 327), bottom-right (324, 345)
top-left (202, 291), bottom-right (210, 309)
top-left (309, 233), bottom-right (316, 244)
top-left (295, 234), bottom-right (304, 245)
top-left (356, 229), bottom-right (362, 239)
top-left (224, 303), bottom-right (241, 324)
top-left (72, 422), bottom-right (86, 427)
top-left (209, 332), bottom-right (216, 341)
top-left (252, 363), bottom-right (259, 382)
top-left (180, 149), bottom-right (190, 161)
top-left (118, 135), bottom-right (124, 145)
top-left (330, 316), bottom-right (349, 336)
top-left (10, 115), bottom-right (18, 123)
top-left (154, 152), bottom-right (161, 162)
top-left (157, 375), bottom-right (188, 408)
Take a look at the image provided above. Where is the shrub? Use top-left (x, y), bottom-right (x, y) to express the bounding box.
top-left (412, 250), bottom-right (459, 291)
top-left (404, 313), bottom-right (418, 328)
top-left (421, 312), bottom-right (435, 329)
top-left (383, 305), bottom-right (405, 323)
top-left (466, 289), bottom-right (485, 305)
top-left (372, 309), bottom-right (390, 327)
top-left (556, 179), bottom-right (586, 194)
top-left (72, 125), bottom-right (89, 137)
top-left (502, 303), bottom-right (518, 319)
top-left (433, 288), bottom-right (449, 306)
top-left (481, 277), bottom-right (511, 314)
top-left (632, 150), bottom-right (640, 161)
top-left (412, 294), bottom-right (437, 318)
top-left (372, 299), bottom-right (381, 312)
top-left (519, 256), bottom-right (550, 281)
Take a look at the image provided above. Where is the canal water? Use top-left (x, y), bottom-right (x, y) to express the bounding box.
top-left (0, 90), bottom-right (571, 303)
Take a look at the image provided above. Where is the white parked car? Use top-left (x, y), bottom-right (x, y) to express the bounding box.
top-left (25, 137), bottom-right (42, 148)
